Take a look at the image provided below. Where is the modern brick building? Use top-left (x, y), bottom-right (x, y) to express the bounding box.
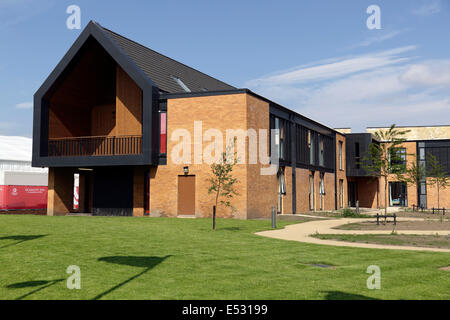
top-left (32, 22), bottom-right (449, 218)
top-left (344, 126), bottom-right (450, 210)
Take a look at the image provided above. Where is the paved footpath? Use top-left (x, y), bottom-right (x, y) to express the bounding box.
top-left (255, 217), bottom-right (450, 253)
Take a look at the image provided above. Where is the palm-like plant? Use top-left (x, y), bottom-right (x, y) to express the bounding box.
top-left (362, 124), bottom-right (410, 215)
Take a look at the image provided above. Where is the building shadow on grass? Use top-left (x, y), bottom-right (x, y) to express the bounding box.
top-left (323, 291), bottom-right (380, 300)
top-left (93, 255), bottom-right (172, 300)
top-left (0, 235), bottom-right (47, 249)
top-left (6, 279), bottom-right (64, 300)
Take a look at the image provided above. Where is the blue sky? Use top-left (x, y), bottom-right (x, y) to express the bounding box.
top-left (1, 0), bottom-right (449, 136)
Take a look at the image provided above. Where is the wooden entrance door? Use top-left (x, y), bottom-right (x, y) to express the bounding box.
top-left (178, 175), bottom-right (195, 215)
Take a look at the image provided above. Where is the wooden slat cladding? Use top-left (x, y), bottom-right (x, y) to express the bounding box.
top-left (116, 66), bottom-right (143, 136)
top-left (48, 135), bottom-right (142, 157)
top-left (48, 38), bottom-right (116, 139)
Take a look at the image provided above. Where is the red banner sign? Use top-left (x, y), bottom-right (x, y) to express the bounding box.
top-left (0, 185), bottom-right (48, 210)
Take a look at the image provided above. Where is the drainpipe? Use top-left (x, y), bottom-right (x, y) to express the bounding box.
top-left (291, 115), bottom-right (297, 214)
top-left (334, 133), bottom-right (338, 210)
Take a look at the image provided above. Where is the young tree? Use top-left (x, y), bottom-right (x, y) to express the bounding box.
top-left (426, 153), bottom-right (450, 209)
top-left (399, 154), bottom-right (427, 206)
top-left (362, 124), bottom-right (410, 215)
top-left (207, 140), bottom-right (239, 229)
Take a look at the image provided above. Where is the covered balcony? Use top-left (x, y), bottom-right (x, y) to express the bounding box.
top-left (44, 37), bottom-right (143, 159)
top-left (48, 135), bottom-right (142, 157)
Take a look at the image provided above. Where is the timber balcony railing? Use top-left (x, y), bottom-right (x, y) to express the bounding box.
top-left (48, 135), bottom-right (142, 157)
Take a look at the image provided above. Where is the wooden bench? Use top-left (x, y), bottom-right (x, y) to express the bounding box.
top-left (376, 213), bottom-right (396, 225)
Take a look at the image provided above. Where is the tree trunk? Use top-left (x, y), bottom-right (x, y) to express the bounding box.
top-left (215, 185), bottom-right (220, 208)
top-left (437, 184), bottom-right (440, 209)
top-left (384, 176), bottom-right (388, 215)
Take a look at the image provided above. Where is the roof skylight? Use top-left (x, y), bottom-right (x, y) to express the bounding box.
top-left (171, 76), bottom-right (191, 92)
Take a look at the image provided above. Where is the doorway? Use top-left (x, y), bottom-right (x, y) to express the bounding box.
top-left (74, 170), bottom-right (93, 213)
top-left (92, 167), bottom-right (134, 216)
top-left (178, 175), bottom-right (195, 215)
top-left (348, 181), bottom-right (356, 207)
top-left (389, 182), bottom-right (407, 207)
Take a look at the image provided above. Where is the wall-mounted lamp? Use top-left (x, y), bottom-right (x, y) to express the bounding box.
top-left (183, 166), bottom-right (189, 175)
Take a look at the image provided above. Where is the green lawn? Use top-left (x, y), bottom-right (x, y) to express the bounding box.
top-left (0, 215), bottom-right (449, 300)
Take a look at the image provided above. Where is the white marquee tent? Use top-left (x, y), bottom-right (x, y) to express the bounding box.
top-left (0, 136), bottom-right (48, 186)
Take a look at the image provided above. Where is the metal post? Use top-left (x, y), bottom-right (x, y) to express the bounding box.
top-left (213, 205), bottom-right (216, 230)
top-left (394, 213), bottom-right (396, 225)
top-left (376, 213), bottom-right (379, 225)
top-left (272, 206), bottom-right (276, 229)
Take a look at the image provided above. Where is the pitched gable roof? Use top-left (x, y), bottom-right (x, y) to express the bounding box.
top-left (100, 25), bottom-right (236, 93)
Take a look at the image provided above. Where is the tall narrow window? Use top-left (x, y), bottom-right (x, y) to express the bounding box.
top-left (310, 132), bottom-right (315, 165)
top-left (307, 130), bottom-right (311, 148)
top-left (309, 172), bottom-right (315, 211)
top-left (319, 135), bottom-right (324, 166)
top-left (274, 117), bottom-right (285, 160)
top-left (355, 142), bottom-right (360, 169)
top-left (160, 112), bottom-right (167, 154)
top-left (279, 120), bottom-right (285, 160)
top-left (319, 172), bottom-right (325, 210)
top-left (339, 141), bottom-right (343, 170)
top-left (277, 168), bottom-right (286, 214)
top-left (419, 147), bottom-right (425, 161)
top-left (339, 179), bottom-right (344, 209)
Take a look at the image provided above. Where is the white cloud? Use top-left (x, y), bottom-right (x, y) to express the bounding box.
top-left (15, 102), bottom-right (33, 109)
top-left (247, 46), bottom-right (416, 86)
top-left (348, 30), bottom-right (407, 49)
top-left (245, 47), bottom-right (450, 131)
top-left (400, 61), bottom-right (450, 87)
top-left (412, 0), bottom-right (442, 16)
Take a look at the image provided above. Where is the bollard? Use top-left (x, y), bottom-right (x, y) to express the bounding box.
top-left (272, 206), bottom-right (276, 229)
top-left (356, 200), bottom-right (360, 215)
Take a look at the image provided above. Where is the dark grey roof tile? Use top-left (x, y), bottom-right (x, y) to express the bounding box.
top-left (101, 26), bottom-right (236, 93)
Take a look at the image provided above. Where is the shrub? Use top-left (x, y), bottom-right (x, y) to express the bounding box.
top-left (342, 208), bottom-right (357, 217)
